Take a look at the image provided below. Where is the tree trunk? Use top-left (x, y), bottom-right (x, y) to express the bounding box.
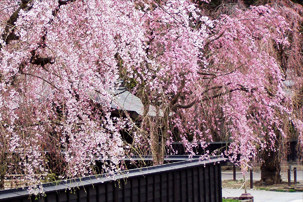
top-left (150, 108), bottom-right (169, 166)
top-left (260, 149), bottom-right (282, 185)
top-left (150, 129), bottom-right (161, 165)
top-left (0, 156), bottom-right (6, 189)
top-left (0, 173), bottom-right (4, 189)
top-left (260, 127), bottom-right (284, 185)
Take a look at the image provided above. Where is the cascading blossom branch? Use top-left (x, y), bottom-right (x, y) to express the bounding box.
top-left (0, 0), bottom-right (146, 193)
top-left (119, 0), bottom-right (215, 164)
top-left (203, 5), bottom-right (294, 174)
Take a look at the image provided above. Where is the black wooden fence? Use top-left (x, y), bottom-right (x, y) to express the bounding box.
top-left (0, 157), bottom-right (225, 202)
top-left (172, 141), bottom-right (300, 162)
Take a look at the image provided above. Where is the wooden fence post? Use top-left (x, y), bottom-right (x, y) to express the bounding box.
top-left (250, 169), bottom-right (253, 189)
top-left (288, 166), bottom-right (291, 187)
top-left (294, 167), bottom-right (297, 184)
top-left (233, 165), bottom-right (236, 181)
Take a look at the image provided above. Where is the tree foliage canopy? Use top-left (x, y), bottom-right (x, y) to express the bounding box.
top-left (1, 0), bottom-right (303, 192)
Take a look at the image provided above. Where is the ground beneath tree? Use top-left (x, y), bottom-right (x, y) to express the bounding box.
top-left (222, 164), bottom-right (303, 192)
top-left (222, 179), bottom-right (303, 192)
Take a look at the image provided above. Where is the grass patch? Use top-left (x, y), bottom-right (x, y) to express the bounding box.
top-left (274, 188), bottom-right (296, 192)
top-left (257, 187), bottom-right (298, 192)
top-left (222, 199), bottom-right (241, 202)
top-left (258, 187), bottom-right (270, 191)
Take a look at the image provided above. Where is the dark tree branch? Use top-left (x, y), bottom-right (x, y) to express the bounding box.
top-left (204, 29), bottom-right (225, 48)
top-left (169, 79), bottom-right (185, 107)
top-left (201, 84), bottom-right (253, 101)
top-left (171, 84), bottom-right (255, 110)
top-left (197, 72), bottom-right (217, 76)
top-left (53, 0), bottom-right (77, 16)
top-left (201, 88), bottom-right (241, 101)
top-left (198, 65), bottom-right (244, 80)
top-left (1, 0), bottom-right (77, 48)
top-left (58, 0), bottom-right (76, 6)
top-left (21, 72), bottom-right (61, 91)
top-left (200, 83), bottom-right (233, 96)
top-left (31, 57), bottom-right (54, 67)
top-left (172, 99), bottom-right (196, 111)
top-left (1, 0), bottom-right (33, 47)
top-left (30, 50), bottom-right (54, 67)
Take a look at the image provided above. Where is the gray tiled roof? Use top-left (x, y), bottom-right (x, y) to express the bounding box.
top-left (110, 87), bottom-right (162, 117)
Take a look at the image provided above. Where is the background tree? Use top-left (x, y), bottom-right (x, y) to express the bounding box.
top-left (122, 0), bottom-right (303, 185)
top-left (198, 0), bottom-right (303, 184)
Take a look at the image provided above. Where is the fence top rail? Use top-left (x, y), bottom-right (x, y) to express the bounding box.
top-left (102, 155), bottom-right (218, 161)
top-left (0, 156), bottom-right (226, 200)
top-left (171, 141), bottom-right (229, 144)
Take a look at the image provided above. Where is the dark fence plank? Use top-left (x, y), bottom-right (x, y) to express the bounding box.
top-left (0, 157), bottom-right (225, 202)
top-left (168, 172), bottom-right (173, 202)
top-left (193, 168), bottom-right (199, 202)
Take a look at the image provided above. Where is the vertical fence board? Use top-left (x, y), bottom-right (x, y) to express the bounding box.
top-left (218, 164), bottom-right (222, 202)
top-left (37, 196), bottom-right (46, 202)
top-left (193, 168), bottom-right (199, 202)
top-left (46, 193), bottom-right (57, 202)
top-left (146, 175), bottom-right (153, 202)
top-left (117, 181), bottom-right (123, 202)
top-left (160, 173), bottom-right (167, 202)
top-left (123, 180), bottom-right (131, 202)
top-left (181, 170), bottom-right (187, 202)
top-left (214, 164), bottom-right (220, 202)
top-left (97, 184), bottom-right (106, 202)
top-left (57, 191), bottom-right (67, 202)
top-left (186, 169), bottom-right (193, 202)
top-left (167, 172), bottom-right (173, 202)
top-left (210, 165), bottom-right (216, 202)
top-left (173, 170), bottom-right (180, 202)
top-left (106, 183), bottom-right (113, 202)
top-left (205, 166), bottom-right (210, 202)
top-left (79, 188), bottom-right (87, 202)
top-left (155, 174), bottom-right (161, 201)
top-left (140, 176), bottom-right (147, 202)
top-left (68, 190), bottom-right (77, 202)
top-left (113, 182), bottom-right (119, 202)
top-left (198, 166), bottom-right (204, 202)
top-left (132, 178), bottom-right (138, 202)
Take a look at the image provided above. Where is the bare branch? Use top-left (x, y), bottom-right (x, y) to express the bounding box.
top-left (172, 99), bottom-right (196, 111)
top-left (201, 85), bottom-right (251, 101)
top-left (1, 0), bottom-right (33, 46)
top-left (169, 79), bottom-right (185, 107)
top-left (21, 72), bottom-right (61, 91)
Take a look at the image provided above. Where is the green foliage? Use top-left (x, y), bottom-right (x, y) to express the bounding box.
top-left (259, 187), bottom-right (270, 191)
top-left (222, 199), bottom-right (241, 202)
top-left (45, 172), bottom-right (58, 183)
top-left (208, 0), bottom-right (221, 7)
top-left (291, 0), bottom-right (303, 6)
top-left (243, 0), bottom-right (259, 6)
top-left (125, 78), bottom-right (138, 90)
